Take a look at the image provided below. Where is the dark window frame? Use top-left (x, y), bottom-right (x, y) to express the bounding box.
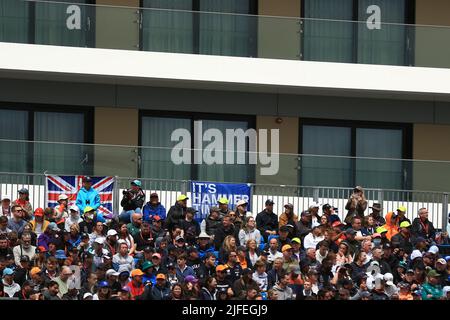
top-left (139, 0), bottom-right (258, 57)
top-left (298, 117), bottom-right (413, 190)
top-left (300, 0), bottom-right (416, 65)
top-left (0, 102), bottom-right (94, 174)
top-left (138, 110), bottom-right (256, 182)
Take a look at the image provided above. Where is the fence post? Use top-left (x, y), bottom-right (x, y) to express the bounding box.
top-left (313, 187), bottom-right (319, 203)
top-left (442, 193), bottom-right (448, 231)
top-left (181, 180), bottom-right (189, 195)
top-left (113, 176), bottom-right (120, 218)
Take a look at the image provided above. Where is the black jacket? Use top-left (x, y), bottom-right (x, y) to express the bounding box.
top-left (256, 210), bottom-right (278, 240)
top-left (411, 218), bottom-right (436, 241)
top-left (205, 216), bottom-right (221, 236)
top-left (120, 188), bottom-right (145, 211)
top-left (213, 224), bottom-right (239, 251)
top-left (165, 203), bottom-right (186, 231)
top-left (391, 233), bottom-right (413, 254)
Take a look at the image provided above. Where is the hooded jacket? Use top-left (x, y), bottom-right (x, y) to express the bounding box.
top-left (76, 187), bottom-right (100, 213)
top-left (143, 202), bottom-right (167, 222)
top-left (165, 202), bottom-right (186, 231)
top-left (272, 283), bottom-right (293, 300)
top-left (2, 278), bottom-right (21, 297)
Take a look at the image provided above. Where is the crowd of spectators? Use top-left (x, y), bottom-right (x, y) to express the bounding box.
top-left (0, 180), bottom-right (449, 300)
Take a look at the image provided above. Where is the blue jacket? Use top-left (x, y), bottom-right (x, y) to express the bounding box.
top-left (76, 187), bottom-right (100, 213)
top-left (142, 202), bottom-right (167, 222)
top-left (196, 244), bottom-right (215, 260)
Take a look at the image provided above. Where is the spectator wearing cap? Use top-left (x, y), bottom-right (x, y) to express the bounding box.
top-left (235, 200), bottom-right (250, 228)
top-left (368, 203), bottom-right (386, 227)
top-left (383, 206), bottom-right (410, 241)
top-left (397, 282), bottom-right (413, 300)
top-left (104, 229), bottom-right (118, 256)
top-left (196, 231), bottom-right (214, 260)
top-left (422, 269), bottom-right (443, 300)
top-left (150, 215), bottom-right (165, 242)
top-left (145, 273), bottom-right (171, 300)
top-left (411, 207), bottom-right (436, 244)
top-left (281, 245), bottom-right (298, 274)
top-left (1, 195), bottom-right (11, 219)
top-left (213, 214), bottom-right (239, 251)
top-left (435, 258), bottom-right (448, 285)
top-left (54, 194), bottom-right (70, 224)
top-left (105, 269), bottom-right (121, 293)
top-left (238, 216), bottom-right (261, 247)
top-left (217, 197), bottom-right (231, 219)
top-left (13, 255), bottom-right (31, 286)
top-left (2, 268), bottom-right (20, 297)
top-left (127, 269), bottom-right (145, 299)
top-left (186, 246), bottom-right (202, 275)
top-left (76, 176), bottom-right (100, 214)
top-left (256, 199), bottom-right (278, 242)
top-left (381, 243), bottom-right (399, 273)
top-left (296, 211), bottom-right (313, 240)
top-left (341, 228), bottom-right (360, 258)
top-left (392, 221), bottom-right (414, 254)
top-left (279, 203), bottom-right (298, 229)
top-left (344, 186), bottom-right (367, 225)
top-left (322, 204), bottom-right (341, 225)
top-left (12, 188), bottom-right (33, 221)
top-left (277, 225), bottom-right (292, 250)
top-left (308, 202), bottom-right (322, 228)
top-left (37, 222), bottom-right (60, 251)
top-left (142, 192), bottom-right (166, 222)
top-left (30, 208), bottom-right (49, 237)
top-left (119, 180), bottom-right (145, 224)
top-left (64, 206), bottom-right (82, 233)
top-left (205, 206), bottom-right (222, 237)
top-left (13, 232), bottom-right (36, 266)
top-left (233, 268), bottom-right (260, 299)
top-left (180, 207), bottom-right (200, 245)
top-left (303, 226), bottom-right (325, 250)
top-left (113, 241), bottom-right (135, 273)
top-left (165, 194), bottom-right (189, 232)
top-left (7, 205), bottom-right (27, 235)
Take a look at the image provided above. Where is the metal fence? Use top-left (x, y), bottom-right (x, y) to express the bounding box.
top-left (1, 172), bottom-right (448, 230)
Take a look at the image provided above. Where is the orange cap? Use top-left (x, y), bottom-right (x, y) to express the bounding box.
top-left (156, 273), bottom-right (166, 280)
top-left (282, 244), bottom-right (293, 252)
top-left (216, 265), bottom-right (228, 272)
top-left (30, 267), bottom-right (42, 277)
top-left (130, 269), bottom-right (144, 277)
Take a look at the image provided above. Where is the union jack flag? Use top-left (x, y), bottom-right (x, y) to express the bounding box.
top-left (46, 175), bottom-right (115, 218)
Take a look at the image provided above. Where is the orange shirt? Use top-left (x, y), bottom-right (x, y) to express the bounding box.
top-left (127, 281), bottom-right (144, 299)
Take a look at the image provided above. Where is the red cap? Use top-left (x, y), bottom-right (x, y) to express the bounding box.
top-left (34, 208), bottom-right (44, 217)
top-left (38, 246), bottom-right (47, 252)
top-left (153, 215), bottom-right (162, 222)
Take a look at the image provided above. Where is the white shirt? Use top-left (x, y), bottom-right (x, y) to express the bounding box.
top-left (303, 233), bottom-right (325, 250)
top-left (268, 250), bottom-right (283, 263)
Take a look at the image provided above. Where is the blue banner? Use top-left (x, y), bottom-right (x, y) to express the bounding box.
top-left (191, 181), bottom-right (252, 220)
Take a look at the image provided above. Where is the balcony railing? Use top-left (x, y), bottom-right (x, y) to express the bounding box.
top-left (1, 0), bottom-right (450, 68)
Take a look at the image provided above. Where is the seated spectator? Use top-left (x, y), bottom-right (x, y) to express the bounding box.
top-left (8, 205), bottom-right (27, 235)
top-left (391, 221), bottom-right (414, 254)
top-left (142, 192), bottom-right (166, 222)
top-left (175, 253), bottom-right (195, 279)
top-left (165, 195), bottom-right (188, 232)
top-left (12, 189), bottom-right (33, 221)
top-left (246, 239), bottom-right (260, 268)
top-left (117, 222), bottom-right (136, 256)
top-left (13, 232), bottom-right (36, 266)
top-left (238, 216), bottom-right (261, 247)
top-left (180, 208), bottom-right (200, 245)
top-left (272, 273), bottom-right (293, 300)
top-left (30, 208), bottom-right (49, 237)
top-left (256, 199), bottom-right (278, 241)
top-left (127, 269), bottom-right (145, 299)
top-left (279, 203), bottom-right (298, 228)
top-left (195, 232), bottom-right (214, 260)
top-left (368, 203), bottom-right (386, 227)
top-left (1, 195), bottom-right (11, 219)
top-left (213, 215), bottom-right (239, 251)
top-left (37, 222), bottom-right (60, 251)
top-left (303, 226), bottom-right (324, 250)
top-left (64, 206), bottom-right (82, 233)
top-left (232, 268), bottom-right (260, 299)
top-left (112, 241), bottom-right (134, 272)
top-left (119, 180), bottom-right (145, 223)
top-left (277, 225), bottom-right (292, 250)
top-left (322, 204), bottom-right (341, 225)
top-left (296, 211), bottom-right (312, 240)
top-left (205, 206), bottom-right (221, 237)
top-left (89, 221), bottom-right (105, 247)
top-left (200, 276), bottom-right (218, 300)
top-left (411, 208), bottom-right (436, 243)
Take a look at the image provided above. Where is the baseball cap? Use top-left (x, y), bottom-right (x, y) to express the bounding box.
top-left (152, 253), bottom-right (162, 259)
top-left (175, 235), bottom-right (185, 242)
top-left (47, 222), bottom-right (59, 231)
top-left (376, 226), bottom-right (388, 234)
top-left (1, 195), bottom-right (10, 201)
top-left (217, 197), bottom-right (229, 205)
top-left (399, 221), bottom-right (411, 228)
top-left (34, 208), bottom-right (44, 217)
top-left (291, 237), bottom-right (301, 244)
top-left (131, 180), bottom-right (142, 187)
top-left (141, 261), bottom-right (154, 271)
top-left (332, 221), bottom-right (344, 228)
top-left (177, 194), bottom-right (189, 201)
top-left (437, 258), bottom-right (446, 265)
top-left (384, 273), bottom-right (394, 286)
top-left (284, 203), bottom-right (294, 209)
top-left (370, 203), bottom-right (382, 211)
top-left (322, 204), bottom-right (332, 211)
top-left (156, 273), bottom-right (166, 280)
top-left (97, 280), bottom-right (109, 288)
top-left (382, 243), bottom-right (392, 250)
top-left (236, 200), bottom-right (248, 207)
top-left (282, 244), bottom-right (293, 252)
top-left (37, 246), bottom-right (47, 253)
top-left (397, 206), bottom-right (407, 212)
top-left (83, 293), bottom-right (93, 299)
top-left (150, 192), bottom-right (158, 198)
top-left (55, 250), bottom-right (67, 260)
top-left (107, 229), bottom-right (118, 237)
top-left (186, 207), bottom-right (198, 214)
top-left (345, 228), bottom-right (357, 235)
top-left (130, 269), bottom-right (144, 277)
top-left (398, 261), bottom-right (408, 269)
top-left (427, 269), bottom-right (441, 277)
top-left (69, 205), bottom-right (79, 212)
top-left (184, 275), bottom-right (198, 283)
top-left (58, 194), bottom-right (68, 201)
top-left (265, 199), bottom-right (274, 206)
top-left (18, 188), bottom-right (29, 194)
top-left (415, 236), bottom-right (426, 243)
top-left (216, 265), bottom-right (228, 272)
top-left (309, 202), bottom-right (320, 209)
top-left (94, 237), bottom-right (105, 245)
top-left (428, 245), bottom-right (439, 255)
top-left (3, 268), bottom-right (14, 277)
top-left (20, 255), bottom-right (30, 263)
top-left (83, 206), bottom-right (95, 214)
top-left (279, 225), bottom-right (289, 233)
top-left (82, 176), bottom-right (92, 183)
top-left (30, 267), bottom-right (42, 277)
top-left (106, 269), bottom-right (119, 277)
top-left (406, 269), bottom-right (414, 274)
top-left (410, 250), bottom-right (423, 260)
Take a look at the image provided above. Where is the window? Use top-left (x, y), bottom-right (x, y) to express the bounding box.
top-left (302, 0), bottom-right (413, 65)
top-left (141, 0), bottom-right (257, 57)
top-left (0, 104), bottom-right (92, 175)
top-left (140, 112), bottom-right (255, 183)
top-left (300, 119), bottom-right (412, 189)
top-left (0, 0), bottom-right (94, 47)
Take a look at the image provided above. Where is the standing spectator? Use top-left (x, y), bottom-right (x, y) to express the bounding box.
top-left (8, 205), bottom-right (27, 235)
top-left (238, 216), bottom-right (261, 247)
top-left (1, 195), bottom-right (11, 219)
top-left (369, 203), bottom-right (386, 227)
top-left (30, 208), bottom-right (49, 236)
top-left (142, 193), bottom-right (166, 222)
top-left (120, 180), bottom-right (145, 223)
top-left (344, 186), bottom-right (367, 225)
top-left (256, 199), bottom-right (278, 242)
top-left (411, 208), bottom-right (436, 243)
top-left (205, 206), bottom-right (221, 237)
top-left (76, 177), bottom-right (100, 214)
top-left (166, 195), bottom-right (188, 232)
top-left (217, 198), bottom-right (230, 219)
top-left (13, 233), bottom-right (36, 266)
top-left (12, 189), bottom-right (33, 221)
top-left (272, 273), bottom-right (293, 300)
